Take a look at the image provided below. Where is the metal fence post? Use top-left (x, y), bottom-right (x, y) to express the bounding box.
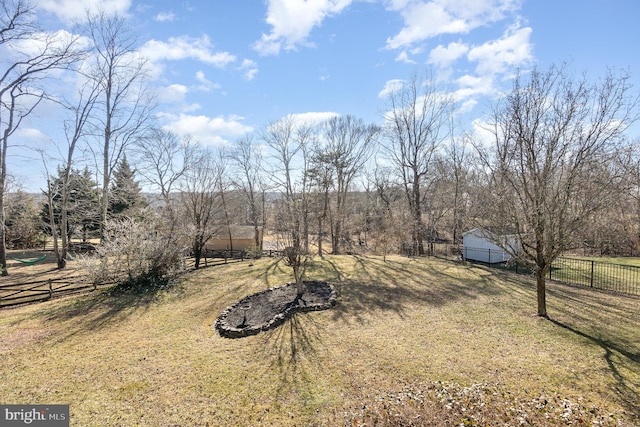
top-left (590, 260), bottom-right (594, 287)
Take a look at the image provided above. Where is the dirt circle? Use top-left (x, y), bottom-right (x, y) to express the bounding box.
top-left (214, 281), bottom-right (337, 338)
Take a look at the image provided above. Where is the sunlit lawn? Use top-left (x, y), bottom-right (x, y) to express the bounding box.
top-left (0, 255), bottom-right (638, 425)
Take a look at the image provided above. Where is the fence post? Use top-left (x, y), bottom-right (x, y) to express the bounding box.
top-left (224, 250), bottom-right (228, 264)
top-left (48, 279), bottom-right (53, 299)
top-left (590, 260), bottom-right (594, 287)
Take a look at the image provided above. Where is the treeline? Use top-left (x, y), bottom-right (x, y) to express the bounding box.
top-left (1, 1), bottom-right (639, 316)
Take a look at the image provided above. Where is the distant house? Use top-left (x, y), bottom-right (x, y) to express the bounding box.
top-left (462, 228), bottom-right (520, 264)
top-left (206, 225), bottom-right (263, 252)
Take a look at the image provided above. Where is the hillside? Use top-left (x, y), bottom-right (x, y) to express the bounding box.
top-left (0, 255), bottom-right (638, 425)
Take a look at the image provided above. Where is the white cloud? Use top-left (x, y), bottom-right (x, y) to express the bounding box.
top-left (471, 118), bottom-right (496, 148)
top-left (195, 71), bottom-right (221, 92)
top-left (10, 30), bottom-right (87, 58)
top-left (156, 84), bottom-right (189, 103)
top-left (286, 111), bottom-right (340, 126)
top-left (385, 0), bottom-right (522, 50)
top-left (395, 51), bottom-right (416, 64)
top-left (428, 41), bottom-right (469, 67)
top-left (16, 127), bottom-right (49, 143)
top-left (238, 59), bottom-right (259, 81)
top-left (467, 24), bottom-right (532, 76)
top-left (455, 74), bottom-right (494, 95)
top-left (155, 12), bottom-right (176, 22)
top-left (36, 0), bottom-right (132, 24)
top-left (159, 113), bottom-right (254, 146)
top-left (253, 0), bottom-right (353, 55)
top-left (140, 35), bottom-right (236, 68)
top-left (378, 79), bottom-right (405, 98)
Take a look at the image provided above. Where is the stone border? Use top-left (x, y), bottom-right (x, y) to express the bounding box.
top-left (214, 280), bottom-right (337, 339)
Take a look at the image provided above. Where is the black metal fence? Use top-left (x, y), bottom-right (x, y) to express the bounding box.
top-left (549, 257), bottom-right (640, 295)
top-left (422, 243), bottom-right (640, 296)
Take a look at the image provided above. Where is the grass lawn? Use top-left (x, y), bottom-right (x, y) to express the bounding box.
top-left (0, 255), bottom-right (638, 426)
top-left (568, 256), bottom-right (640, 267)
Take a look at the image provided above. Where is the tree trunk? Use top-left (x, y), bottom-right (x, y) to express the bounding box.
top-left (317, 217), bottom-right (323, 256)
top-left (412, 172), bottom-right (424, 256)
top-left (535, 268), bottom-right (548, 318)
top-left (45, 180), bottom-right (64, 269)
top-left (0, 208), bottom-right (6, 276)
top-left (58, 193), bottom-right (69, 269)
top-left (0, 129), bottom-right (7, 276)
top-left (193, 244), bottom-right (202, 269)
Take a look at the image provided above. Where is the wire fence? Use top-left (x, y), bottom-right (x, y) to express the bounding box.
top-left (425, 243), bottom-right (640, 296)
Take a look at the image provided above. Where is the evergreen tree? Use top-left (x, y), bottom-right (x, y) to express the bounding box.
top-left (6, 191), bottom-right (45, 249)
top-left (109, 155), bottom-right (148, 219)
top-left (41, 167), bottom-right (101, 242)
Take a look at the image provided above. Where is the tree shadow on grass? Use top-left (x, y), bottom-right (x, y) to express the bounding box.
top-left (546, 284), bottom-right (640, 421)
top-left (549, 318), bottom-right (640, 421)
top-left (256, 311), bottom-right (326, 404)
top-left (37, 279), bottom-right (179, 341)
top-left (316, 255), bottom-right (503, 324)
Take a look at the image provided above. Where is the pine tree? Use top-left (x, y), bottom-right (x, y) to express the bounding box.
top-left (6, 191), bottom-right (45, 249)
top-left (40, 167), bottom-right (101, 242)
top-left (109, 155), bottom-right (148, 219)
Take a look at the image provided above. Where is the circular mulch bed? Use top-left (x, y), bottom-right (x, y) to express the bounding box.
top-left (214, 280), bottom-right (337, 338)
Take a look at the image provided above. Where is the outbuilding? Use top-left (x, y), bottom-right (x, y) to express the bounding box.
top-left (205, 225), bottom-right (263, 252)
top-left (462, 228), bottom-right (520, 264)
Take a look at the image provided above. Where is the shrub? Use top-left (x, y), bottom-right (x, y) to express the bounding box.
top-left (79, 217), bottom-right (186, 291)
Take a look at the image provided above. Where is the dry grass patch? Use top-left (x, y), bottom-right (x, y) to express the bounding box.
top-left (0, 255), bottom-right (638, 426)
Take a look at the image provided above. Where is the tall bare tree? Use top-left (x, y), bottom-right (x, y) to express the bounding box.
top-left (479, 64), bottom-right (639, 318)
top-left (262, 116), bottom-right (312, 297)
top-left (318, 115), bottom-right (379, 254)
top-left (230, 135), bottom-right (264, 252)
top-left (136, 129), bottom-right (194, 233)
top-left (384, 71), bottom-right (454, 256)
top-left (51, 78), bottom-right (99, 268)
top-left (179, 147), bottom-right (223, 269)
top-left (83, 11), bottom-right (154, 241)
top-left (0, 0), bottom-right (83, 275)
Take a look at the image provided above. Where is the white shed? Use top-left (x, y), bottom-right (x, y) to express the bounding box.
top-left (462, 228), bottom-right (520, 264)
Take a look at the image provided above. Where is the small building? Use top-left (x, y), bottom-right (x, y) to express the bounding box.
top-left (462, 228), bottom-right (520, 264)
top-left (206, 225), bottom-right (263, 252)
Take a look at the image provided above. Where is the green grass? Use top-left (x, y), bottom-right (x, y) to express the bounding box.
top-left (550, 256), bottom-right (640, 294)
top-left (569, 256), bottom-right (640, 267)
top-left (0, 255), bottom-right (638, 426)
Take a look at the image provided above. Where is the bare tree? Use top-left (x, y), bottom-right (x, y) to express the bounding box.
top-left (318, 115), bottom-right (380, 254)
top-left (136, 129), bottom-right (194, 234)
top-left (83, 11), bottom-right (154, 241)
top-left (230, 135), bottom-right (264, 252)
top-left (384, 71), bottom-right (454, 256)
top-left (445, 136), bottom-right (474, 244)
top-left (50, 78), bottom-right (99, 268)
top-left (0, 0), bottom-right (83, 275)
top-left (307, 155), bottom-right (332, 256)
top-left (369, 164), bottom-right (405, 260)
top-left (479, 64), bottom-right (639, 318)
top-left (179, 147), bottom-right (223, 269)
top-left (262, 116), bottom-right (312, 297)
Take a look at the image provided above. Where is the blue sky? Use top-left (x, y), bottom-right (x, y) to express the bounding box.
top-left (8, 0), bottom-right (640, 191)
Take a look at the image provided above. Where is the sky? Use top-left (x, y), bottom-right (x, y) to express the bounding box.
top-left (6, 0), bottom-right (640, 191)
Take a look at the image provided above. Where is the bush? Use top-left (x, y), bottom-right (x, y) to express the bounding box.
top-left (79, 217), bottom-right (186, 291)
